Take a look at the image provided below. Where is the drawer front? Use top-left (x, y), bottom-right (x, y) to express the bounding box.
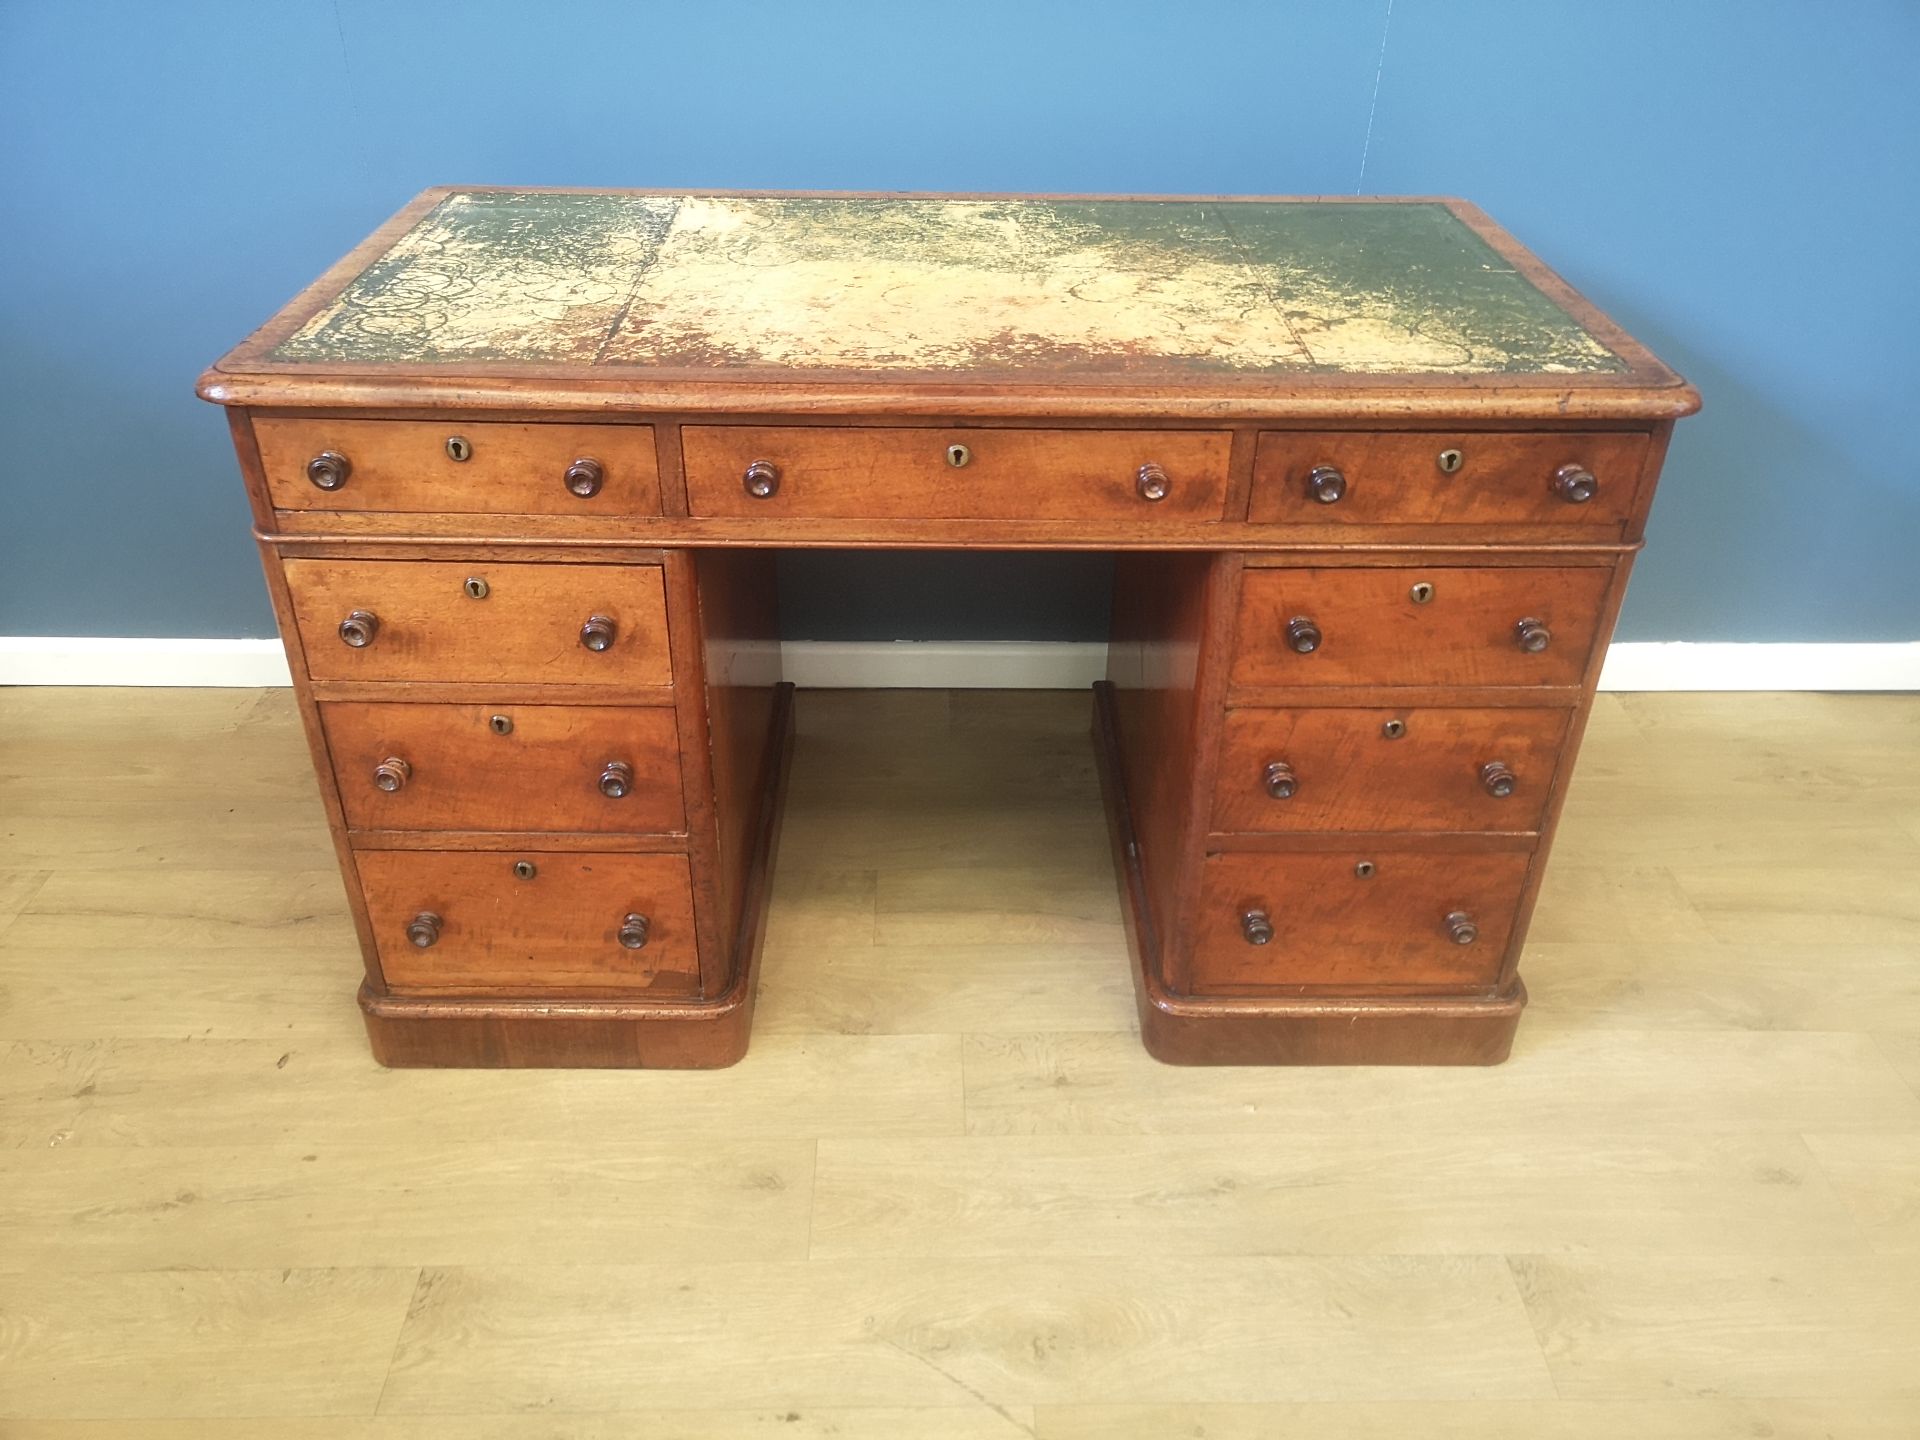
top-left (285, 560), bottom-right (672, 685)
top-left (1213, 707), bottom-right (1569, 835)
top-left (1249, 430), bottom-right (1647, 527)
top-left (1231, 566), bottom-right (1611, 689)
top-left (682, 426), bottom-right (1232, 521)
top-left (255, 418), bottom-right (660, 515)
top-left (358, 850), bottom-right (700, 994)
top-left (1192, 850), bottom-right (1530, 994)
top-left (323, 702), bottom-right (685, 834)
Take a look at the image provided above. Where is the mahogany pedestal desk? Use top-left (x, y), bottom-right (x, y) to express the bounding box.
top-left (200, 189), bottom-right (1697, 1068)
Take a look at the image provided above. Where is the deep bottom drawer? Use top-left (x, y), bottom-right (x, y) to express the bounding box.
top-left (357, 850), bottom-right (700, 995)
top-left (1191, 849), bottom-right (1530, 995)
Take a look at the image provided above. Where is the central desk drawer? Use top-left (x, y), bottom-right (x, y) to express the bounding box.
top-left (323, 702), bottom-right (685, 834)
top-left (284, 560), bottom-right (672, 685)
top-left (358, 850), bottom-right (701, 994)
top-left (1192, 850), bottom-right (1530, 994)
top-left (1212, 706), bottom-right (1569, 835)
top-left (255, 417), bottom-right (661, 515)
top-left (1231, 566), bottom-right (1611, 689)
top-left (682, 426), bottom-right (1231, 520)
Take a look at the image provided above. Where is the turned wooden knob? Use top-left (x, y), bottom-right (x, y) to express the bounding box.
top-left (1241, 909), bottom-right (1275, 946)
top-left (564, 457), bottom-right (604, 498)
top-left (1136, 463), bottom-right (1170, 502)
top-left (1514, 617), bottom-right (1552, 653)
top-left (618, 912), bottom-right (651, 950)
top-left (599, 760), bottom-right (634, 798)
top-left (1446, 910), bottom-right (1479, 945)
top-left (579, 614), bottom-right (617, 652)
top-left (1263, 761), bottom-right (1297, 799)
top-left (744, 459), bottom-right (780, 499)
top-left (1306, 464), bottom-right (1347, 504)
top-left (337, 610), bottom-right (379, 648)
top-left (1286, 616), bottom-right (1322, 654)
top-left (1553, 463), bottom-right (1598, 504)
top-left (405, 911), bottom-right (441, 948)
top-left (1480, 760), bottom-right (1516, 797)
top-left (373, 756), bottom-right (411, 793)
top-left (305, 450), bottom-right (350, 491)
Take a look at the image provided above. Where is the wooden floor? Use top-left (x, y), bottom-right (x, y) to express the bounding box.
top-left (2, 686), bottom-right (1918, 1436)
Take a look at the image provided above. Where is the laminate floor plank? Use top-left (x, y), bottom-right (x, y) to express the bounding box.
top-left (810, 1132), bottom-right (1865, 1259)
top-left (374, 1256), bottom-right (1554, 1414)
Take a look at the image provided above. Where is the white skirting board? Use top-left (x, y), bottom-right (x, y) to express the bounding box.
top-left (1, 636), bottom-right (1917, 691)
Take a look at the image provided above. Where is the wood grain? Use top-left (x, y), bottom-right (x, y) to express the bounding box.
top-left (354, 849), bottom-right (700, 994)
top-left (1249, 428), bottom-right (1648, 530)
top-left (282, 559), bottom-right (671, 685)
top-left (1231, 564), bottom-right (1613, 689)
top-left (252, 415), bottom-right (661, 515)
top-left (321, 700), bottom-right (685, 834)
top-left (683, 425), bottom-right (1232, 520)
top-left (1212, 705), bottom-right (1568, 834)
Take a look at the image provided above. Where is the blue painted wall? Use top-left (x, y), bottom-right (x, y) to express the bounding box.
top-left (2, 1), bottom-right (1914, 642)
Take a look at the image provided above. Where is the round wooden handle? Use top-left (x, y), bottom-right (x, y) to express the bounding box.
top-left (1514, 617), bottom-right (1552, 653)
top-left (1286, 616), bottom-right (1322, 654)
top-left (1553, 463), bottom-right (1598, 504)
top-left (579, 614), bottom-right (618, 652)
top-left (1480, 760), bottom-right (1516, 798)
top-left (565, 457), bottom-right (605, 497)
top-left (1241, 909), bottom-right (1275, 946)
top-left (618, 912), bottom-right (651, 950)
top-left (1263, 761), bottom-right (1297, 799)
top-left (306, 451), bottom-right (351, 491)
top-left (744, 460), bottom-right (780, 498)
top-left (599, 760), bottom-right (634, 798)
top-left (406, 911), bottom-right (441, 948)
top-left (373, 756), bottom-right (411, 793)
top-left (1306, 464), bottom-right (1347, 504)
top-left (1136, 463), bottom-right (1170, 502)
top-left (1446, 910), bottom-right (1479, 945)
top-left (338, 610), bottom-right (379, 648)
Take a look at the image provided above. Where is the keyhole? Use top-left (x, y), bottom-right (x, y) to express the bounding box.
top-left (1382, 718), bottom-right (1407, 739)
top-left (489, 714), bottom-right (513, 735)
top-left (1437, 448), bottom-right (1463, 473)
top-left (446, 436), bottom-right (472, 462)
top-left (1409, 581), bottom-right (1435, 605)
top-left (946, 444), bottom-right (971, 468)
top-left (463, 576), bottom-right (489, 600)
top-left (1354, 860), bottom-right (1377, 878)
top-left (512, 860), bottom-right (537, 881)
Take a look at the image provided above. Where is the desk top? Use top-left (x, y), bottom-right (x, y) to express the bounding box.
top-left (203, 189), bottom-right (1694, 419)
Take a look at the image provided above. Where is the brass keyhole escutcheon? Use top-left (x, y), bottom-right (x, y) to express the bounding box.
top-left (946, 443), bottom-right (972, 469)
top-left (512, 860), bottom-right (537, 881)
top-left (1354, 860), bottom-right (1377, 879)
top-left (445, 436), bottom-right (472, 462)
top-left (489, 714), bottom-right (513, 736)
top-left (463, 576), bottom-right (489, 600)
top-left (1410, 581), bottom-right (1435, 605)
top-left (1437, 448), bottom-right (1464, 474)
top-left (1382, 718), bottom-right (1407, 739)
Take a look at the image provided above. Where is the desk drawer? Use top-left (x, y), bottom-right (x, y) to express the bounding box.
top-left (1250, 431), bottom-right (1647, 528)
top-left (1192, 850), bottom-right (1529, 994)
top-left (1213, 706), bottom-right (1568, 835)
top-left (682, 426), bottom-right (1231, 521)
top-left (323, 702), bottom-right (685, 835)
top-left (1230, 566), bottom-right (1611, 689)
top-left (284, 560), bottom-right (672, 686)
top-left (255, 418), bottom-right (661, 515)
top-left (358, 850), bottom-right (700, 994)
